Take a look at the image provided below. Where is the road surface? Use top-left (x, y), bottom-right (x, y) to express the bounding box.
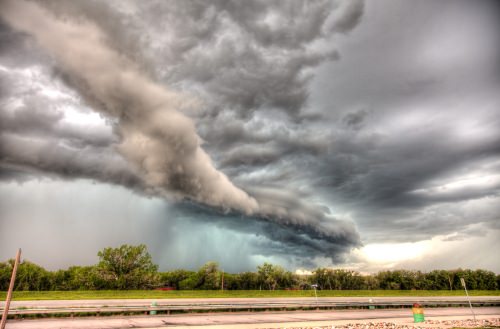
top-left (3, 307), bottom-right (500, 329)
top-left (3, 296), bottom-right (500, 308)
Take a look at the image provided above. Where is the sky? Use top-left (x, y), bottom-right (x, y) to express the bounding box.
top-left (0, 0), bottom-right (499, 273)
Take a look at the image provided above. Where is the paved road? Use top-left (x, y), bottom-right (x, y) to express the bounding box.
top-left (3, 307), bottom-right (500, 329)
top-left (3, 296), bottom-right (500, 308)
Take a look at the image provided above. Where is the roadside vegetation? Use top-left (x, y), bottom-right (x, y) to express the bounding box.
top-left (1, 289), bottom-right (499, 301)
top-left (1, 244), bottom-right (499, 293)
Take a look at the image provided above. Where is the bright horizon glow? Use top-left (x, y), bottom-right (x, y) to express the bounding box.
top-left (358, 240), bottom-right (432, 263)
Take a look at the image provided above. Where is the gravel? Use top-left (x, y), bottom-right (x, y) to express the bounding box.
top-left (264, 318), bottom-right (500, 329)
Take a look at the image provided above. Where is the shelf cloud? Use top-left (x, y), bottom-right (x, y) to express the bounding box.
top-left (1, 0), bottom-right (499, 271)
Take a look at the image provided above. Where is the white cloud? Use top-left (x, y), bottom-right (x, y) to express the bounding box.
top-left (346, 228), bottom-right (500, 273)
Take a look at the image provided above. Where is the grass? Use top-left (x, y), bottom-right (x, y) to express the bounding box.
top-left (0, 290), bottom-right (498, 301)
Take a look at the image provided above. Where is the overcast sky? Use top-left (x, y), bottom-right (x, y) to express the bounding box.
top-left (0, 0), bottom-right (499, 273)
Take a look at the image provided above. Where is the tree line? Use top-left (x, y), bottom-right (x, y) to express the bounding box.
top-left (1, 244), bottom-right (498, 291)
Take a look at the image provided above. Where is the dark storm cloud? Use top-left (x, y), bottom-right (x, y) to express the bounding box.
top-left (302, 116), bottom-right (500, 241)
top-left (341, 108), bottom-right (369, 130)
top-left (0, 25), bottom-right (129, 186)
top-left (292, 0), bottom-right (500, 245)
top-left (0, 19), bottom-right (49, 68)
top-left (215, 126), bottom-right (329, 169)
top-left (328, 0), bottom-right (364, 33)
top-left (42, 0), bottom-right (348, 120)
top-left (169, 201), bottom-right (359, 264)
top-left (320, 125), bottom-right (500, 207)
top-left (0, 0), bottom-right (365, 265)
top-left (0, 0), bottom-right (262, 212)
top-left (2, 0), bottom-right (499, 271)
top-left (1, 136), bottom-right (142, 188)
top-left (0, 167), bottom-right (35, 183)
top-left (133, 0), bottom-right (361, 118)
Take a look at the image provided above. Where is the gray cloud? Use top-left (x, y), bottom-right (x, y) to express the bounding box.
top-left (0, 94), bottom-right (114, 148)
top-left (170, 201), bottom-right (359, 264)
top-left (1, 0), bottom-right (260, 212)
top-left (327, 0), bottom-right (364, 33)
top-left (1, 0), bottom-right (499, 272)
top-left (341, 108), bottom-right (369, 130)
top-left (132, 0), bottom-right (359, 119)
top-left (0, 0), bottom-right (364, 265)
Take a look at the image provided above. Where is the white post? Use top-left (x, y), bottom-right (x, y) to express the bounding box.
top-left (460, 278), bottom-right (476, 323)
top-left (311, 284), bottom-right (318, 305)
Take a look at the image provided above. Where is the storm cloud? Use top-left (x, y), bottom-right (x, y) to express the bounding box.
top-left (1, 0), bottom-right (499, 271)
top-left (0, 0), bottom-right (364, 266)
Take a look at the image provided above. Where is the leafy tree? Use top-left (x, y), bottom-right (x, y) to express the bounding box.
top-left (159, 270), bottom-right (194, 290)
top-left (451, 269), bottom-right (475, 290)
top-left (376, 271), bottom-right (401, 290)
top-left (237, 271), bottom-right (259, 290)
top-left (52, 269), bottom-right (72, 290)
top-left (196, 261), bottom-right (222, 290)
top-left (178, 274), bottom-right (199, 290)
top-left (363, 275), bottom-right (380, 290)
top-left (278, 270), bottom-right (296, 289)
top-left (97, 244), bottom-right (159, 289)
top-left (0, 261), bottom-right (14, 290)
top-left (472, 269), bottom-right (497, 290)
top-left (2, 252), bottom-right (499, 291)
top-left (312, 268), bottom-right (365, 290)
top-left (332, 269), bottom-right (364, 290)
top-left (294, 273), bottom-right (312, 290)
top-left (424, 270), bottom-right (453, 290)
top-left (257, 263), bottom-right (285, 290)
top-left (70, 266), bottom-right (107, 290)
top-left (221, 272), bottom-right (240, 290)
top-left (312, 268), bottom-right (331, 290)
top-left (14, 260), bottom-right (52, 291)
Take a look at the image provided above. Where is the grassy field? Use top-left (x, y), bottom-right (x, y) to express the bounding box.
top-left (1, 290), bottom-right (499, 300)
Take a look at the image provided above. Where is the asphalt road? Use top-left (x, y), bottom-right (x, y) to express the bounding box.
top-left (4, 296), bottom-right (500, 308)
top-left (3, 307), bottom-right (500, 329)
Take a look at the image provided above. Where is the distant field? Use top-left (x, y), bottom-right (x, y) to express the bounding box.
top-left (1, 290), bottom-right (499, 300)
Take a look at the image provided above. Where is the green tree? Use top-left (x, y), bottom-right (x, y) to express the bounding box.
top-left (196, 261), bottom-right (221, 290)
top-left (0, 261), bottom-right (14, 290)
top-left (363, 274), bottom-right (380, 290)
top-left (52, 269), bottom-right (72, 290)
top-left (278, 270), bottom-right (296, 289)
top-left (312, 268), bottom-right (365, 290)
top-left (97, 244), bottom-right (159, 289)
top-left (452, 269), bottom-right (475, 290)
top-left (14, 260), bottom-right (52, 291)
top-left (472, 269), bottom-right (497, 290)
top-left (178, 273), bottom-right (199, 290)
top-left (159, 269), bottom-right (194, 290)
top-left (424, 270), bottom-right (453, 290)
top-left (376, 270), bottom-right (401, 290)
top-left (312, 268), bottom-right (331, 290)
top-left (257, 263), bottom-right (285, 290)
top-left (238, 271), bottom-right (259, 290)
top-left (70, 266), bottom-right (107, 290)
top-left (221, 272), bottom-right (240, 290)
top-left (294, 273), bottom-right (312, 290)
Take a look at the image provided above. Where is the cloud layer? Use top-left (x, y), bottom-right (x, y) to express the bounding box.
top-left (1, 0), bottom-right (499, 271)
top-left (0, 0), bottom-right (364, 264)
